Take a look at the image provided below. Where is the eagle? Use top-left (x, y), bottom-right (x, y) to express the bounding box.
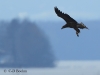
top-left (54, 7), bottom-right (88, 37)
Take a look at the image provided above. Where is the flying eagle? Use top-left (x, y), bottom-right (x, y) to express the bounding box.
top-left (54, 7), bottom-right (88, 37)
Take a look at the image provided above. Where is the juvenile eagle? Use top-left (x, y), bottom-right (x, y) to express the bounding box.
top-left (54, 7), bottom-right (88, 37)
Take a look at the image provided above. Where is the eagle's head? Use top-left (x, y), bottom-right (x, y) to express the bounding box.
top-left (61, 24), bottom-right (69, 29)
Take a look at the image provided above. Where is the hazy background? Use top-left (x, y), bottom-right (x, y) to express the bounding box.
top-left (0, 0), bottom-right (100, 74)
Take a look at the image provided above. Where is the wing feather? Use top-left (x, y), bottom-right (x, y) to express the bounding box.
top-left (54, 7), bottom-right (77, 23)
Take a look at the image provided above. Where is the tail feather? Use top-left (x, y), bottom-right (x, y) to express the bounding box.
top-left (77, 24), bottom-right (89, 29)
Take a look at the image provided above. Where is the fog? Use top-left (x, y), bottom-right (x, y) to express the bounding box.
top-left (0, 19), bottom-right (100, 75)
top-left (0, 19), bottom-right (55, 68)
top-left (0, 61), bottom-right (100, 75)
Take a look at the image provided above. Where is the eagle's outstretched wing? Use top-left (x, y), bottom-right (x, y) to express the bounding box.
top-left (54, 7), bottom-right (77, 23)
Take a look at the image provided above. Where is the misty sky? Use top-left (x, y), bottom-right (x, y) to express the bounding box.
top-left (0, 0), bottom-right (100, 60)
top-left (0, 0), bottom-right (100, 21)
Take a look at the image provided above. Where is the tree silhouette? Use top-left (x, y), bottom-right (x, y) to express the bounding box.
top-left (0, 19), bottom-right (55, 68)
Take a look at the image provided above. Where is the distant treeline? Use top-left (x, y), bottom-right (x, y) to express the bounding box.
top-left (0, 18), bottom-right (55, 68)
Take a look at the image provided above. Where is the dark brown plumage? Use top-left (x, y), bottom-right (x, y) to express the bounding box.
top-left (54, 7), bottom-right (88, 37)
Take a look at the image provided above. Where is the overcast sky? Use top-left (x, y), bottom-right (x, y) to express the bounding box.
top-left (0, 0), bottom-right (100, 21)
top-left (0, 0), bottom-right (100, 60)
